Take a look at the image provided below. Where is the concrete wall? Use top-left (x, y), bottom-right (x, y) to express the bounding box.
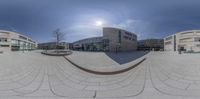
top-left (0, 30), bottom-right (37, 51)
top-left (176, 30), bottom-right (200, 52)
top-left (164, 35), bottom-right (175, 51)
top-left (103, 27), bottom-right (137, 52)
top-left (164, 30), bottom-right (200, 52)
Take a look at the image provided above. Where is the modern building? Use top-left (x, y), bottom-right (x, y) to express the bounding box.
top-left (73, 27), bottom-right (137, 52)
top-left (73, 37), bottom-right (107, 51)
top-left (103, 27), bottom-right (137, 51)
top-left (38, 42), bottom-right (70, 50)
top-left (0, 30), bottom-right (37, 51)
top-left (138, 39), bottom-right (164, 51)
top-left (164, 35), bottom-right (176, 51)
top-left (164, 30), bottom-right (200, 52)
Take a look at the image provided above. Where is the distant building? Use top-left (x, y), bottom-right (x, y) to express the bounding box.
top-left (72, 27), bottom-right (137, 52)
top-left (137, 39), bottom-right (164, 51)
top-left (164, 30), bottom-right (200, 52)
top-left (38, 42), bottom-right (70, 50)
top-left (0, 30), bottom-right (37, 51)
top-left (73, 37), bottom-right (106, 51)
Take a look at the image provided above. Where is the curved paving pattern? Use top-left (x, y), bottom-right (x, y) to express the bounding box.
top-left (0, 51), bottom-right (147, 98)
top-left (48, 54), bottom-right (147, 98)
top-left (149, 52), bottom-right (200, 97)
top-left (1, 51), bottom-right (200, 99)
top-left (64, 56), bottom-right (146, 75)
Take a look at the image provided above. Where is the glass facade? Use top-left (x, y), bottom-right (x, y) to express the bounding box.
top-left (0, 38), bottom-right (7, 42)
top-left (11, 39), bottom-right (35, 51)
top-left (0, 30), bottom-right (37, 51)
top-left (73, 37), bottom-right (110, 51)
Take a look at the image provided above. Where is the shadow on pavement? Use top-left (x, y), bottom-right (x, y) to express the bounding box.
top-left (105, 51), bottom-right (149, 65)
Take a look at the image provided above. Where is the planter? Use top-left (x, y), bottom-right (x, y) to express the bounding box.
top-left (41, 50), bottom-right (72, 56)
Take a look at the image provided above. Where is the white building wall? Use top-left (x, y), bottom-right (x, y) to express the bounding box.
top-left (0, 30), bottom-right (37, 51)
top-left (164, 30), bottom-right (200, 52)
top-left (164, 35), bottom-right (175, 51)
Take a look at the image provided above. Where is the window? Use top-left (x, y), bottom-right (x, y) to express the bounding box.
top-left (179, 38), bottom-right (193, 43)
top-left (181, 32), bottom-right (193, 35)
top-left (123, 36), bottom-right (131, 40)
top-left (28, 39), bottom-right (33, 42)
top-left (132, 38), bottom-right (136, 41)
top-left (0, 38), bottom-right (7, 42)
top-left (0, 32), bottom-right (9, 35)
top-left (194, 37), bottom-right (200, 42)
top-left (180, 32), bottom-right (194, 36)
top-left (165, 36), bottom-right (172, 40)
top-left (125, 32), bottom-right (132, 36)
top-left (0, 45), bottom-right (9, 47)
top-left (196, 44), bottom-right (200, 47)
top-left (165, 41), bottom-right (171, 45)
top-left (11, 39), bottom-right (18, 44)
top-left (118, 30), bottom-right (121, 43)
top-left (19, 35), bottom-right (27, 40)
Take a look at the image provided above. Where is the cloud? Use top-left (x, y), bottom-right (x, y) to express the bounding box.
top-left (62, 23), bottom-right (102, 42)
top-left (111, 19), bottom-right (139, 31)
top-left (62, 19), bottom-right (151, 42)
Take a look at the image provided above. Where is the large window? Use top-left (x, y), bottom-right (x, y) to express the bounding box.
top-left (123, 36), bottom-right (131, 40)
top-left (19, 35), bottom-right (27, 40)
top-left (0, 45), bottom-right (9, 47)
top-left (180, 32), bottom-right (194, 36)
top-left (196, 44), bottom-right (200, 47)
top-left (125, 32), bottom-right (132, 36)
top-left (179, 38), bottom-right (193, 43)
top-left (11, 39), bottom-right (20, 45)
top-left (0, 38), bottom-right (7, 42)
top-left (118, 30), bottom-right (121, 43)
top-left (194, 37), bottom-right (200, 42)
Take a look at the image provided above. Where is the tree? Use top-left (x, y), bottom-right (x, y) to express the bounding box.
top-left (53, 29), bottom-right (65, 50)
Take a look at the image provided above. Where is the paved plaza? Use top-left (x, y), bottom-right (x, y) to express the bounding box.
top-left (0, 51), bottom-right (200, 99)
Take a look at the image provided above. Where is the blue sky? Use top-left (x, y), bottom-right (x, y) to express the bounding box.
top-left (0, 0), bottom-right (200, 43)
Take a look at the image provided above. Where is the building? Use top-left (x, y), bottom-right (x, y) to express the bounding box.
top-left (0, 30), bottom-right (37, 51)
top-left (38, 42), bottom-right (70, 50)
top-left (164, 35), bottom-right (176, 51)
top-left (73, 37), bottom-right (106, 51)
top-left (103, 27), bottom-right (137, 51)
top-left (164, 30), bottom-right (200, 52)
top-left (73, 27), bottom-right (137, 52)
top-left (137, 39), bottom-right (164, 51)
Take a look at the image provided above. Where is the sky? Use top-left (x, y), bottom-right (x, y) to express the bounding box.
top-left (0, 0), bottom-right (200, 43)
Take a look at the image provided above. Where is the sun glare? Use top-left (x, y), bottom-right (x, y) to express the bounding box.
top-left (95, 21), bottom-right (103, 26)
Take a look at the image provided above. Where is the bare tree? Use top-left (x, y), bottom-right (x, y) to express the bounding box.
top-left (53, 29), bottom-right (65, 50)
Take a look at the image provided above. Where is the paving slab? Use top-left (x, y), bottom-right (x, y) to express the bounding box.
top-left (1, 51), bottom-right (200, 98)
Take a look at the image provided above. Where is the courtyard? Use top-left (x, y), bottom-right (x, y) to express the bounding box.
top-left (0, 51), bottom-right (200, 99)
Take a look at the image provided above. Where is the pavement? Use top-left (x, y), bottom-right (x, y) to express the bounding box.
top-left (0, 51), bottom-right (199, 99)
top-left (66, 51), bottom-right (147, 73)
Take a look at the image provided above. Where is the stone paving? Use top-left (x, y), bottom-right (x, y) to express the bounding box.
top-left (0, 51), bottom-right (200, 99)
top-left (66, 51), bottom-right (147, 73)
